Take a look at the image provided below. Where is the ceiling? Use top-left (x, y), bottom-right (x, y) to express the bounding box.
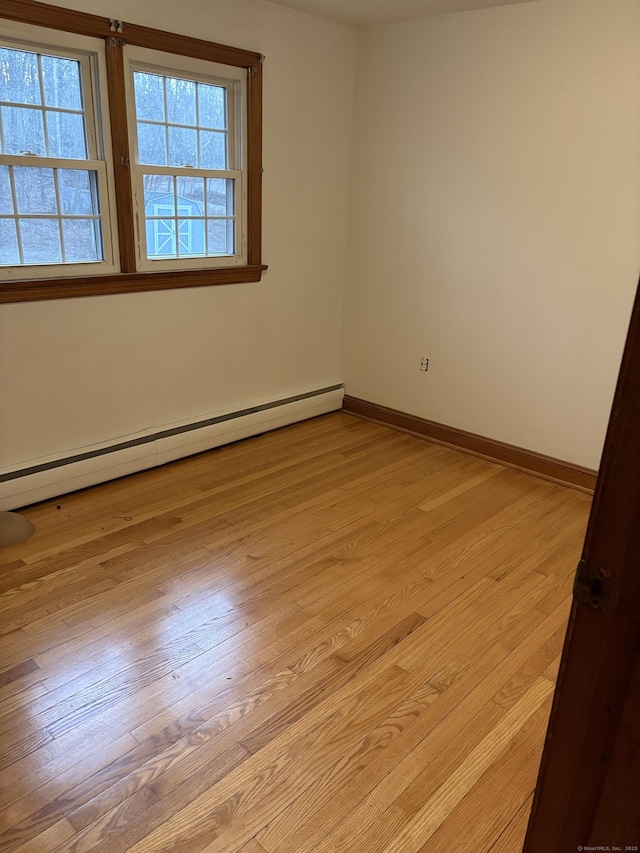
top-left (267, 0), bottom-right (537, 28)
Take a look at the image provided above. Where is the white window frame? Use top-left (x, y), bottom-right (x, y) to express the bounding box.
top-left (0, 20), bottom-right (119, 281)
top-left (124, 45), bottom-right (248, 273)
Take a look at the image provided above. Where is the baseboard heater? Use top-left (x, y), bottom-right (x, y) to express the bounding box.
top-left (0, 385), bottom-right (344, 511)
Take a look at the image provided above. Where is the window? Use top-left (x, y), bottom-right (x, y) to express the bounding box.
top-left (0, 3), bottom-right (264, 303)
top-left (126, 50), bottom-right (246, 270)
top-left (0, 38), bottom-right (117, 278)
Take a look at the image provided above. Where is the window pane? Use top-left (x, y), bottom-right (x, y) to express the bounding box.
top-left (1, 105), bottom-right (46, 155)
top-left (143, 173), bottom-right (174, 210)
top-left (134, 72), bottom-right (165, 122)
top-left (206, 178), bottom-right (234, 216)
top-left (14, 167), bottom-right (57, 214)
top-left (41, 55), bottom-right (82, 110)
top-left (62, 218), bottom-right (100, 262)
top-left (207, 218), bottom-right (231, 254)
top-left (176, 176), bottom-right (204, 214)
top-left (177, 218), bottom-right (205, 256)
top-left (20, 218), bottom-right (62, 264)
top-left (0, 166), bottom-right (14, 214)
top-left (198, 83), bottom-right (226, 129)
top-left (0, 48), bottom-right (41, 105)
top-left (147, 217), bottom-right (176, 258)
top-left (168, 126), bottom-right (197, 168)
top-left (0, 219), bottom-right (20, 264)
top-left (137, 122), bottom-right (167, 166)
top-left (226, 218), bottom-right (235, 254)
top-left (0, 47), bottom-right (115, 275)
top-left (59, 169), bottom-right (96, 215)
top-left (166, 77), bottom-right (196, 126)
top-left (199, 130), bottom-right (226, 169)
top-left (47, 110), bottom-right (87, 159)
top-left (129, 58), bottom-right (247, 268)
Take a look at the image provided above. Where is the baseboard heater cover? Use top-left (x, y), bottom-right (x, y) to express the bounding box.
top-left (0, 385), bottom-right (344, 511)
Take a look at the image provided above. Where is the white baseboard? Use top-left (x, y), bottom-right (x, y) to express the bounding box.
top-left (0, 386), bottom-right (343, 511)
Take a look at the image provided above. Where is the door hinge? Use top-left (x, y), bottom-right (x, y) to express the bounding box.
top-left (573, 559), bottom-right (612, 612)
top-left (110, 19), bottom-right (124, 33)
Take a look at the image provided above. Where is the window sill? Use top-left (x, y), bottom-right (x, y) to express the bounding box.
top-left (0, 264), bottom-right (268, 303)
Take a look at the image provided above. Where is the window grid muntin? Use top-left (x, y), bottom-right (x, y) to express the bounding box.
top-left (133, 68), bottom-right (230, 171)
top-left (0, 36), bottom-right (112, 273)
top-left (128, 56), bottom-right (243, 269)
top-left (0, 45), bottom-right (93, 159)
top-left (141, 171), bottom-right (236, 260)
top-left (0, 160), bottom-right (105, 266)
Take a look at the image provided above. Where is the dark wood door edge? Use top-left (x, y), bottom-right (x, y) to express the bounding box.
top-left (524, 278), bottom-right (640, 849)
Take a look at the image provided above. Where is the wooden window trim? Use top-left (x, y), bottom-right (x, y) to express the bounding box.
top-left (0, 0), bottom-right (266, 303)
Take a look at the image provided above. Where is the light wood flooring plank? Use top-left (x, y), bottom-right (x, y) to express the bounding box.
top-left (489, 794), bottom-right (535, 853)
top-left (380, 678), bottom-right (554, 853)
top-left (417, 699), bottom-right (551, 852)
top-left (0, 413), bottom-right (590, 853)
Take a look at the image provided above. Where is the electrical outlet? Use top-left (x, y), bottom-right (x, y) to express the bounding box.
top-left (420, 357), bottom-right (429, 372)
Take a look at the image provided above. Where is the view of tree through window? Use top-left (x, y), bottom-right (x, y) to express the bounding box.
top-left (0, 3), bottom-right (263, 299)
top-left (0, 45), bottom-right (105, 267)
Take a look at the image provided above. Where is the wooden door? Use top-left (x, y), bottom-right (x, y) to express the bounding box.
top-left (524, 280), bottom-right (640, 850)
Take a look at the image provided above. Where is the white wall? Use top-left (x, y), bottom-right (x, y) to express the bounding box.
top-left (0, 0), bottom-right (356, 472)
top-left (2, 0), bottom-right (638, 493)
top-left (342, 0), bottom-right (640, 469)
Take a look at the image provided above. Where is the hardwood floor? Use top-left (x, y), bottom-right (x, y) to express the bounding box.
top-left (0, 413), bottom-right (591, 853)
